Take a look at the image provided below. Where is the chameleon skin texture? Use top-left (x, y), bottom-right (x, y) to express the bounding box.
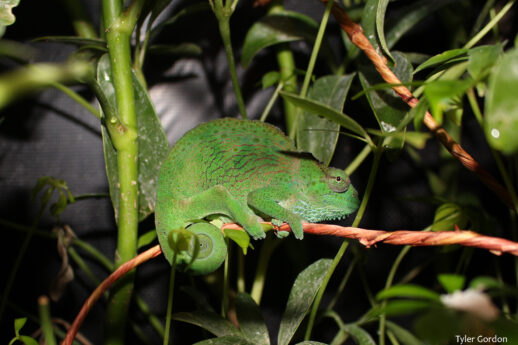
top-left (155, 118), bottom-right (359, 273)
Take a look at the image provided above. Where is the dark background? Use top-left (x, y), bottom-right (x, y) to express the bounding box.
top-left (1, 0), bottom-right (516, 344)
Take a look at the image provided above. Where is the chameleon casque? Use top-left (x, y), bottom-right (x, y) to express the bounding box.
top-left (155, 118), bottom-right (360, 274)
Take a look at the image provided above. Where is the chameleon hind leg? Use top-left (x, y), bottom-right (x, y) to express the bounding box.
top-left (158, 185), bottom-right (266, 269)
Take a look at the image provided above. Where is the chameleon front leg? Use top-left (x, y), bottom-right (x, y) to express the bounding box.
top-left (157, 185), bottom-right (266, 273)
top-left (247, 187), bottom-right (305, 239)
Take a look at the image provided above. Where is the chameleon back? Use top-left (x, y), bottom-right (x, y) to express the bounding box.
top-left (158, 118), bottom-right (299, 202)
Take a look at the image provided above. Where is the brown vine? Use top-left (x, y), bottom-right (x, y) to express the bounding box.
top-left (320, 0), bottom-right (513, 208)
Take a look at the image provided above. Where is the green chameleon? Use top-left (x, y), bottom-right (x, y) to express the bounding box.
top-left (155, 118), bottom-right (359, 274)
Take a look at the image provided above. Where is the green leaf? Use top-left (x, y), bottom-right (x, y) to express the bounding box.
top-left (235, 293), bottom-right (270, 345)
top-left (224, 228), bottom-right (250, 255)
top-left (14, 317), bottom-right (27, 336)
top-left (241, 11), bottom-right (334, 68)
top-left (360, 0), bottom-right (381, 53)
top-left (414, 49), bottom-right (468, 74)
top-left (33, 36), bottom-right (107, 49)
top-left (342, 324), bottom-right (376, 345)
top-left (367, 130), bottom-right (431, 150)
top-left (370, 300), bottom-right (432, 317)
top-left (438, 274), bottom-right (465, 293)
top-left (431, 203), bottom-right (469, 231)
top-left (467, 44), bottom-right (503, 81)
top-left (193, 336), bottom-right (256, 345)
top-left (359, 52), bottom-right (412, 152)
top-left (376, 284), bottom-right (440, 301)
top-left (97, 54), bottom-right (169, 222)
top-left (137, 230), bottom-right (157, 249)
top-left (18, 336), bottom-right (39, 345)
top-left (296, 74), bottom-right (355, 165)
top-left (376, 0), bottom-right (394, 62)
top-left (173, 311), bottom-right (241, 337)
top-left (484, 48), bottom-right (518, 155)
top-left (148, 43), bottom-right (202, 57)
top-left (385, 321), bottom-right (425, 345)
top-left (280, 91), bottom-right (371, 144)
top-left (262, 71), bottom-right (281, 89)
top-left (423, 80), bottom-right (471, 125)
top-left (385, 0), bottom-right (457, 49)
top-left (278, 259), bottom-right (332, 345)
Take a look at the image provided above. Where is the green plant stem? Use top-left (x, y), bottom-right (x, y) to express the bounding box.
top-left (212, 1), bottom-right (247, 119)
top-left (304, 148), bottom-right (383, 340)
top-left (250, 235), bottom-right (281, 304)
top-left (102, 0), bottom-right (140, 343)
top-left (300, 0), bottom-right (334, 98)
top-left (260, 81), bottom-right (284, 122)
top-left (378, 245), bottom-right (412, 345)
top-left (345, 144), bottom-right (372, 176)
top-left (164, 259), bottom-right (177, 345)
top-left (62, 0), bottom-right (97, 38)
top-left (51, 82), bottom-right (101, 119)
top-left (222, 239), bottom-right (231, 316)
top-left (463, 0), bottom-right (514, 49)
top-left (38, 296), bottom-right (57, 345)
top-left (327, 256), bottom-right (357, 310)
top-left (237, 250), bottom-right (246, 293)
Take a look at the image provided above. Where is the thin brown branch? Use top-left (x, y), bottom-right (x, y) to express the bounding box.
top-left (61, 245), bottom-right (162, 345)
top-left (321, 0), bottom-right (513, 209)
top-left (223, 222), bottom-right (518, 256)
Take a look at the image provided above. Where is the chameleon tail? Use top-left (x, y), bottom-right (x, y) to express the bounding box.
top-left (184, 223), bottom-right (227, 275)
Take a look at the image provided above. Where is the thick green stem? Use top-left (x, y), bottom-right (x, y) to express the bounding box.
top-left (102, 0), bottom-right (140, 344)
top-left (304, 148), bottom-right (383, 340)
top-left (38, 296), bottom-right (57, 345)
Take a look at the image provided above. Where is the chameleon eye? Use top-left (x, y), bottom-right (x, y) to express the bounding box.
top-left (326, 170), bottom-right (350, 193)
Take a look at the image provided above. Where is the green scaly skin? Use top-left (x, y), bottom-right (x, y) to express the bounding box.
top-left (155, 118), bottom-right (359, 274)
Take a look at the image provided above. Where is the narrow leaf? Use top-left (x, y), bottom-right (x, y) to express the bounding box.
top-left (280, 91), bottom-right (370, 143)
top-left (33, 36), bottom-right (107, 49)
top-left (385, 321), bottom-right (425, 345)
top-left (193, 336), bottom-right (256, 345)
top-left (241, 11), bottom-right (334, 68)
top-left (342, 324), bottom-right (376, 345)
top-left (278, 259), bottom-right (332, 345)
top-left (97, 54), bottom-right (170, 221)
top-left (414, 49), bottom-right (468, 74)
top-left (173, 311), bottom-right (241, 337)
top-left (376, 284), bottom-right (440, 301)
top-left (296, 74), bottom-right (355, 165)
top-left (376, 0), bottom-right (394, 61)
top-left (235, 293), bottom-right (270, 345)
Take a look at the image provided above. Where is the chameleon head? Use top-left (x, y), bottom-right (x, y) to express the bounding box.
top-left (288, 163), bottom-right (360, 222)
